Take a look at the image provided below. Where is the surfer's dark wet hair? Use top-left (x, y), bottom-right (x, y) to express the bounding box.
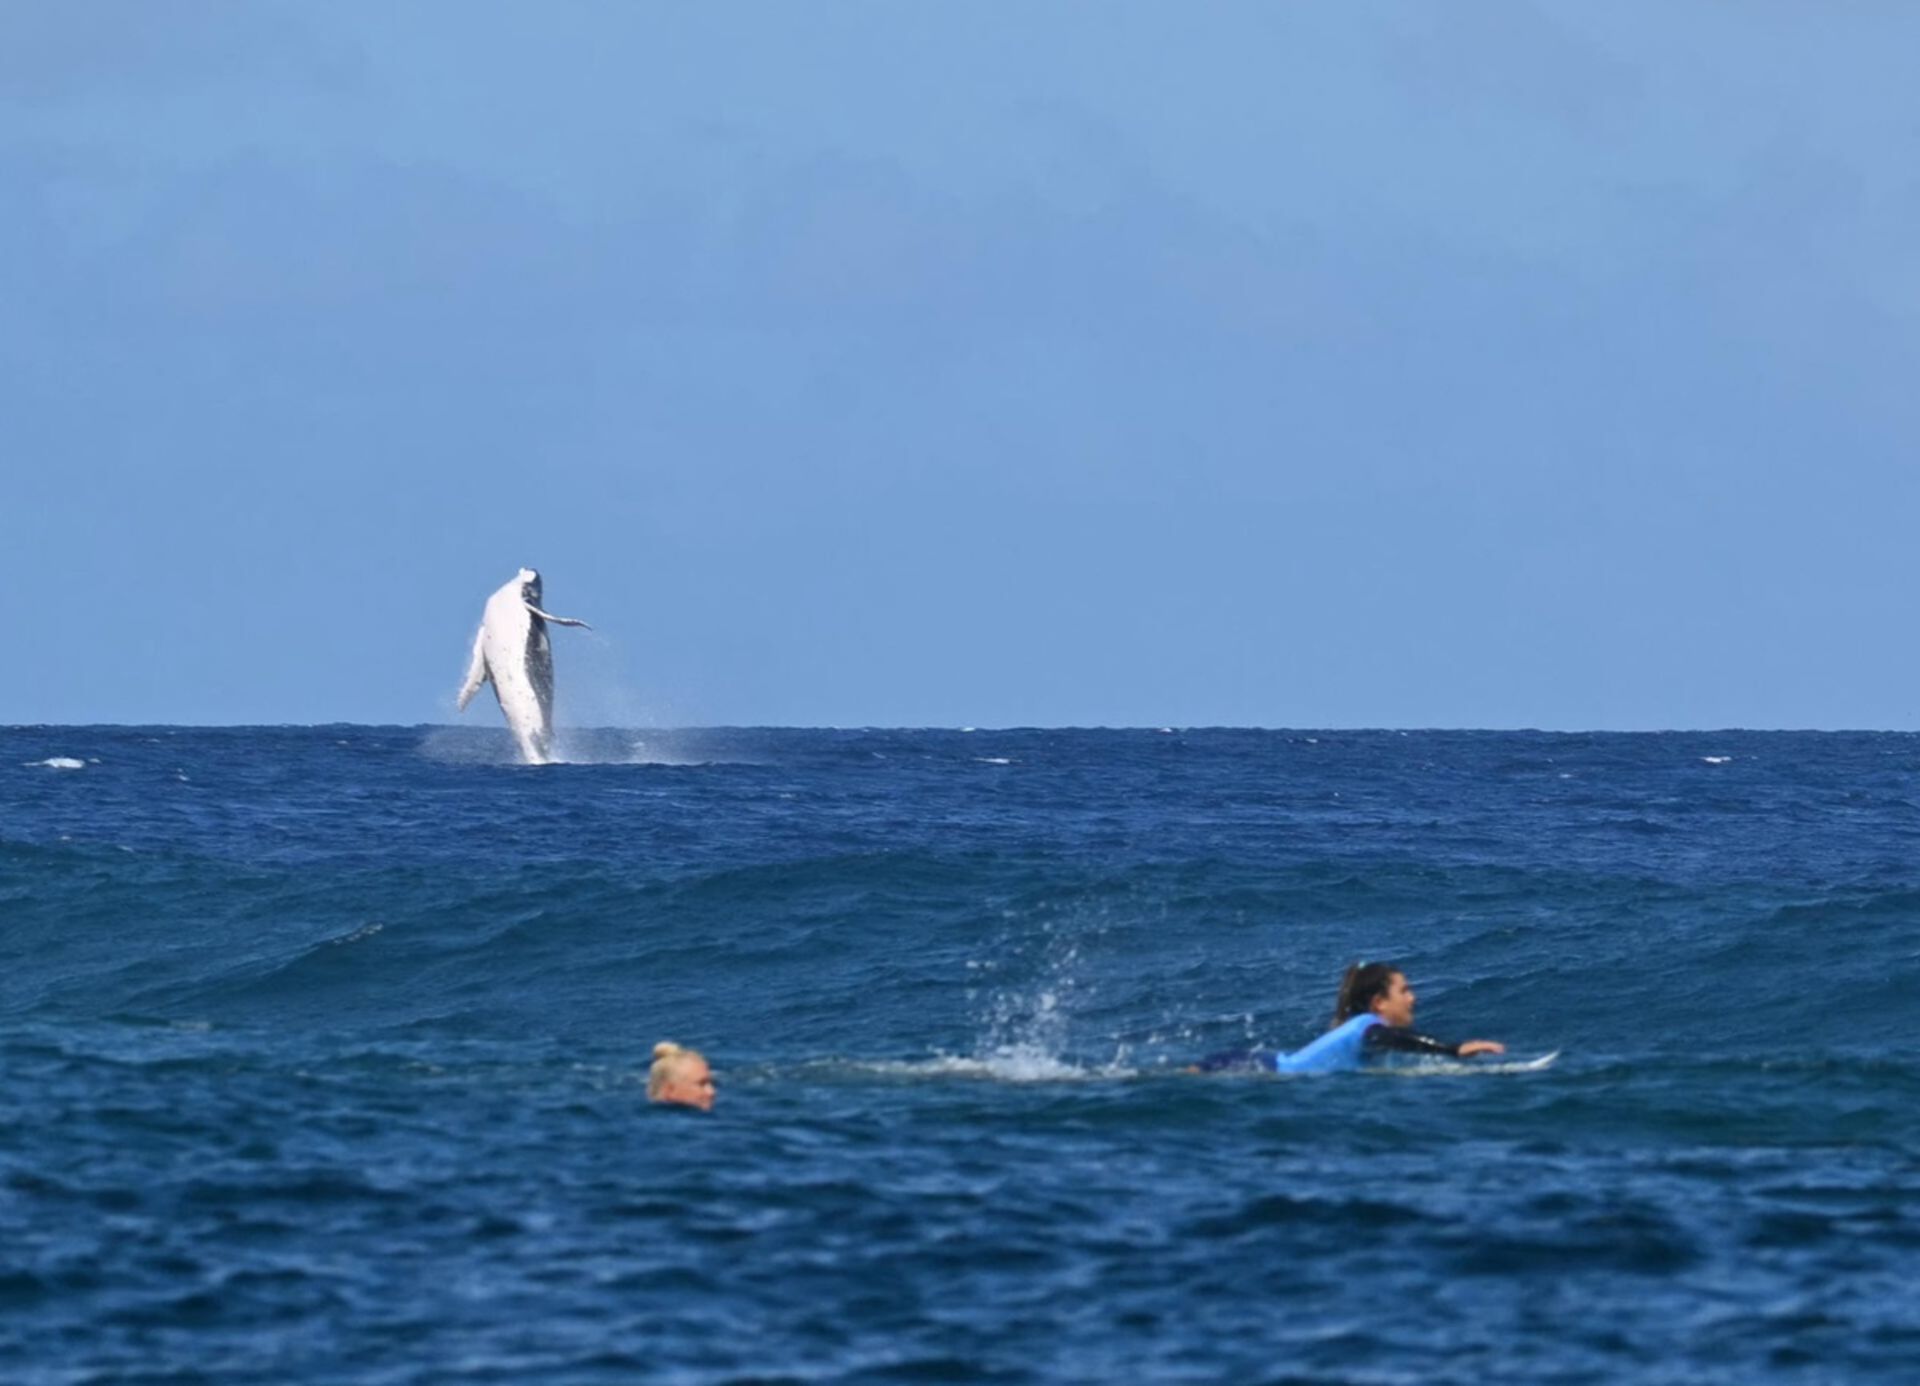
top-left (1333, 961), bottom-right (1402, 1026)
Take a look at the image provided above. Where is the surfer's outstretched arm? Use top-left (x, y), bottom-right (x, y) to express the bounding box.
top-left (1364, 1028), bottom-right (1506, 1059)
top-left (525, 603), bottom-right (591, 630)
top-left (456, 626), bottom-right (489, 711)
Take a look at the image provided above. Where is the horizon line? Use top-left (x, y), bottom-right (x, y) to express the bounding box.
top-left (6, 722), bottom-right (1917, 736)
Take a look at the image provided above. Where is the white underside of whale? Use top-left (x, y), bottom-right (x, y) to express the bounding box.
top-left (456, 571), bottom-right (589, 765)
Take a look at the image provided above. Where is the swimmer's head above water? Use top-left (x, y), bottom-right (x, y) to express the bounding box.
top-left (648, 1041), bottom-right (716, 1111)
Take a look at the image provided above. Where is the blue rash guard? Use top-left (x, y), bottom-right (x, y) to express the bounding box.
top-left (1191, 1017), bottom-right (1466, 1074)
top-left (1271, 1013), bottom-right (1382, 1074)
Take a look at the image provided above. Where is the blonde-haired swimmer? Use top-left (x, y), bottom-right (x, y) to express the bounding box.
top-left (648, 1041), bottom-right (716, 1111)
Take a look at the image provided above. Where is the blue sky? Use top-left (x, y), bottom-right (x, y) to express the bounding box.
top-left (5, 3), bottom-right (1917, 728)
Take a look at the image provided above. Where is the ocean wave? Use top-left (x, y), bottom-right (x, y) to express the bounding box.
top-left (7, 836), bottom-right (1919, 1062)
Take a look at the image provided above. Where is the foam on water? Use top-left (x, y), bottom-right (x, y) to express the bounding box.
top-left (771, 1049), bottom-right (1561, 1085)
top-left (419, 724), bottom-right (747, 767)
top-left (551, 728), bottom-right (741, 766)
top-left (415, 725), bottom-right (523, 765)
top-left (795, 1052), bottom-right (1138, 1083)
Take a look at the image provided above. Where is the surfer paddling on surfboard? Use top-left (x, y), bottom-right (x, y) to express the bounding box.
top-left (1190, 961), bottom-right (1506, 1074)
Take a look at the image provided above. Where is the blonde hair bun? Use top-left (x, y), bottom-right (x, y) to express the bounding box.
top-left (652, 1041), bottom-right (684, 1061)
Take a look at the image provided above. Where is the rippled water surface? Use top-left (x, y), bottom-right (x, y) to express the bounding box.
top-left (4, 726), bottom-right (1919, 1382)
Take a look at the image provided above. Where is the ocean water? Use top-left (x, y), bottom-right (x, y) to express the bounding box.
top-left (3, 726), bottom-right (1918, 1384)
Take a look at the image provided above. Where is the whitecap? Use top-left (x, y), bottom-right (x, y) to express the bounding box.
top-left (975, 757), bottom-right (1014, 765)
top-left (28, 757), bottom-right (85, 770)
top-left (805, 1051), bottom-right (1138, 1084)
top-left (1701, 755), bottom-right (1733, 765)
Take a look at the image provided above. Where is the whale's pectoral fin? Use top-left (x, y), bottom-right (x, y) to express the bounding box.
top-left (525, 603), bottom-right (591, 631)
top-left (456, 626), bottom-right (491, 711)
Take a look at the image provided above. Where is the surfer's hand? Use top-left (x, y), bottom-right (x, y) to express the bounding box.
top-left (1456, 1040), bottom-right (1506, 1057)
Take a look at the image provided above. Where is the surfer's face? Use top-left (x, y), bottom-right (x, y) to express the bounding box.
top-left (1372, 973), bottom-right (1416, 1027)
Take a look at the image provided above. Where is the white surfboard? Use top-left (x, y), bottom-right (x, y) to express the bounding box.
top-left (1484, 1049), bottom-right (1560, 1073)
top-left (1375, 1049), bottom-right (1561, 1076)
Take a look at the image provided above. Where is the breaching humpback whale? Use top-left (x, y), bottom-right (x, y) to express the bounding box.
top-left (456, 568), bottom-right (591, 765)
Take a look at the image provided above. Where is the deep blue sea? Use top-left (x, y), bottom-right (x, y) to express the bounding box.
top-left (4, 726), bottom-right (1919, 1383)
